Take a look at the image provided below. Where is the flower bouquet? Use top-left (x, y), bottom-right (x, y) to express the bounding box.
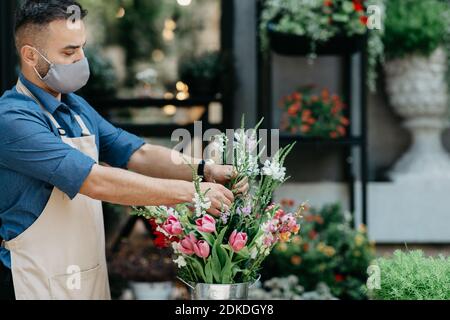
top-left (280, 86), bottom-right (350, 139)
top-left (132, 120), bottom-right (304, 300)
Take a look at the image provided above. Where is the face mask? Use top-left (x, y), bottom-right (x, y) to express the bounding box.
top-left (32, 48), bottom-right (90, 94)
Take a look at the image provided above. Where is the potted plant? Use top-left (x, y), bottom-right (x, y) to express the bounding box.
top-left (259, 0), bottom-right (385, 91)
top-left (383, 0), bottom-right (450, 182)
top-left (132, 120), bottom-right (302, 300)
top-left (279, 86), bottom-right (350, 139)
top-left (107, 235), bottom-right (177, 300)
top-left (368, 250), bottom-right (450, 300)
top-left (249, 275), bottom-right (338, 300)
top-left (262, 202), bottom-right (376, 300)
top-left (178, 51), bottom-right (226, 97)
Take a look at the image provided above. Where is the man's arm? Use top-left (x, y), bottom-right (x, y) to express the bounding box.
top-left (79, 164), bottom-right (234, 215)
top-left (127, 144), bottom-right (202, 182)
top-left (127, 144), bottom-right (250, 195)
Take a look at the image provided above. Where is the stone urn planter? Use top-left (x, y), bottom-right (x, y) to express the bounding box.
top-left (384, 47), bottom-right (450, 181)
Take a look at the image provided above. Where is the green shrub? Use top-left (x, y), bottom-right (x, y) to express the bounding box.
top-left (262, 202), bottom-right (375, 300)
top-left (370, 250), bottom-right (450, 300)
top-left (383, 0), bottom-right (450, 59)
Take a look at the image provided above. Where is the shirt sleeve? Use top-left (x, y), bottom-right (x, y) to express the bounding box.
top-left (90, 107), bottom-right (146, 169)
top-left (0, 106), bottom-right (96, 200)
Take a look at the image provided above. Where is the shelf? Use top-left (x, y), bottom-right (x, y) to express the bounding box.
top-left (111, 122), bottom-right (224, 138)
top-left (268, 28), bottom-right (367, 56)
top-left (280, 133), bottom-right (363, 146)
top-left (88, 96), bottom-right (222, 112)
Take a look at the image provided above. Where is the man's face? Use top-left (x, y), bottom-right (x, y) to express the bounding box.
top-left (35, 19), bottom-right (87, 76)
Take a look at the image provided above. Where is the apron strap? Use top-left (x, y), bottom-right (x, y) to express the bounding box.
top-left (16, 79), bottom-right (93, 138)
top-left (16, 79), bottom-right (67, 137)
top-left (74, 114), bottom-right (91, 136)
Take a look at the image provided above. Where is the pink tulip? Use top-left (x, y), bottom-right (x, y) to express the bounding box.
top-left (229, 230), bottom-right (248, 252)
top-left (162, 215), bottom-right (183, 235)
top-left (179, 234), bottom-right (197, 255)
top-left (193, 240), bottom-right (210, 258)
top-left (196, 215), bottom-right (216, 233)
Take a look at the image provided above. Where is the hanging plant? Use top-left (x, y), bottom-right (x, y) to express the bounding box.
top-left (260, 0), bottom-right (386, 92)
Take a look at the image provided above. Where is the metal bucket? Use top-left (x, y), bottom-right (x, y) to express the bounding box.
top-left (178, 276), bottom-right (260, 300)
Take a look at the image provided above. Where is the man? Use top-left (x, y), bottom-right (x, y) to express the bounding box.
top-left (0, 0), bottom-right (247, 300)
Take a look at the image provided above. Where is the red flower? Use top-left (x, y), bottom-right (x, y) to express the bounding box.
top-left (308, 230), bottom-right (318, 240)
top-left (353, 0), bottom-right (364, 12)
top-left (301, 125), bottom-right (310, 133)
top-left (149, 219), bottom-right (175, 249)
top-left (292, 92), bottom-right (302, 101)
top-left (274, 209), bottom-right (286, 220)
top-left (337, 126), bottom-right (346, 136)
top-left (281, 198), bottom-right (294, 207)
top-left (324, 0), bottom-right (333, 7)
top-left (360, 16), bottom-right (368, 25)
top-left (303, 243), bottom-right (310, 252)
top-left (335, 274), bottom-right (345, 282)
top-left (288, 103), bottom-right (301, 116)
top-left (340, 117), bottom-right (350, 126)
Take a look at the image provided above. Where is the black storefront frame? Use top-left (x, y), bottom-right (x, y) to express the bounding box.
top-left (0, 0), bottom-right (18, 95)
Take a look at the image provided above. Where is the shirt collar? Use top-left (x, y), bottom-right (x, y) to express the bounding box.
top-left (19, 74), bottom-right (62, 114)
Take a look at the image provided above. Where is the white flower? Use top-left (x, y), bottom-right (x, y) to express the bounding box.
top-left (156, 225), bottom-right (171, 238)
top-left (193, 193), bottom-right (211, 217)
top-left (250, 247), bottom-right (258, 260)
top-left (220, 210), bottom-right (230, 224)
top-left (173, 256), bottom-right (187, 268)
top-left (247, 155), bottom-right (260, 176)
top-left (167, 207), bottom-right (177, 217)
top-left (172, 242), bottom-right (180, 254)
top-left (262, 160), bottom-right (286, 182)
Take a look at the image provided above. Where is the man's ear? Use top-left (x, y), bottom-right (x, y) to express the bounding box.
top-left (20, 45), bottom-right (39, 68)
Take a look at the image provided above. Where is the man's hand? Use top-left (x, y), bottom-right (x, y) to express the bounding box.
top-left (204, 164), bottom-right (250, 196)
top-left (200, 182), bottom-right (234, 216)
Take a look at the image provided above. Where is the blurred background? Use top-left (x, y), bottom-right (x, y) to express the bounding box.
top-left (1, 0), bottom-right (450, 300)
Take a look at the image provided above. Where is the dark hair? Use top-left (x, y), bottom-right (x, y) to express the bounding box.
top-left (15, 0), bottom-right (88, 33)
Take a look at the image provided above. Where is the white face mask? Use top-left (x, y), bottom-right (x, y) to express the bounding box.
top-left (32, 48), bottom-right (90, 94)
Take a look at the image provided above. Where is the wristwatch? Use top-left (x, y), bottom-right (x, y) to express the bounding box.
top-left (197, 160), bottom-right (207, 177)
top-left (197, 159), bottom-right (214, 178)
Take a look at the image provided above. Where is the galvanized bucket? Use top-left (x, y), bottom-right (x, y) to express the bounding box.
top-left (178, 275), bottom-right (260, 300)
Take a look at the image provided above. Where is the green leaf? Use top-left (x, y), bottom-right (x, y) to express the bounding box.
top-left (211, 248), bottom-right (222, 283)
top-left (188, 257), bottom-right (207, 283)
top-left (215, 227), bottom-right (229, 267)
top-left (221, 244), bottom-right (233, 252)
top-left (204, 260), bottom-right (213, 284)
top-left (342, 1), bottom-right (354, 13)
top-left (221, 258), bottom-right (233, 284)
top-left (236, 247), bottom-right (250, 259)
top-left (198, 232), bottom-right (215, 247)
top-left (332, 14), bottom-right (349, 23)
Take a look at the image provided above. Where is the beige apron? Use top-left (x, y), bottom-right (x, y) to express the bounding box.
top-left (1, 79), bottom-right (111, 300)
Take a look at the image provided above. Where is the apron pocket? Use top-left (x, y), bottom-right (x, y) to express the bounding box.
top-left (49, 264), bottom-right (106, 300)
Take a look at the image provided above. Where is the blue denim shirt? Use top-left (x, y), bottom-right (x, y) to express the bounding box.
top-left (0, 75), bottom-right (145, 268)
